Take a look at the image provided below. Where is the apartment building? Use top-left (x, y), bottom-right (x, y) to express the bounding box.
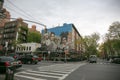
top-left (0, 0), bottom-right (10, 50)
top-left (2, 18), bottom-right (28, 53)
top-left (42, 23), bottom-right (83, 53)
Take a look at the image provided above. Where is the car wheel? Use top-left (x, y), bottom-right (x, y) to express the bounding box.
top-left (34, 62), bottom-right (37, 64)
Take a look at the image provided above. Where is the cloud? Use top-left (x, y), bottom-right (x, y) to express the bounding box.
top-left (3, 0), bottom-right (120, 37)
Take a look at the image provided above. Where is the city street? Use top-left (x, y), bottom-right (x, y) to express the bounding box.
top-left (14, 60), bottom-right (120, 80)
top-left (1, 0), bottom-right (120, 80)
top-left (64, 61), bottom-right (120, 80)
top-left (15, 61), bottom-right (86, 80)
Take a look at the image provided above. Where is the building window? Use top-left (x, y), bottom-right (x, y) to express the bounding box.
top-left (29, 46), bottom-right (31, 51)
top-left (27, 47), bottom-right (28, 51)
top-left (24, 47), bottom-right (25, 51)
top-left (17, 47), bottom-right (19, 51)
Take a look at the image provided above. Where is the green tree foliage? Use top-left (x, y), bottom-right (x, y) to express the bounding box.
top-left (108, 21), bottom-right (120, 39)
top-left (27, 31), bottom-right (41, 43)
top-left (103, 39), bottom-right (120, 56)
top-left (83, 32), bottom-right (100, 57)
top-left (101, 21), bottom-right (120, 58)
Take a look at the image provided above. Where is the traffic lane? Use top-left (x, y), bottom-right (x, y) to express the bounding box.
top-left (64, 63), bottom-right (120, 80)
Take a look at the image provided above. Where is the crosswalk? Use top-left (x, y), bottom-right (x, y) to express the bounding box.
top-left (89, 62), bottom-right (111, 65)
top-left (15, 63), bottom-right (86, 80)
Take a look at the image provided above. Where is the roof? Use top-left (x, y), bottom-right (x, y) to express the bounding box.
top-left (42, 23), bottom-right (82, 38)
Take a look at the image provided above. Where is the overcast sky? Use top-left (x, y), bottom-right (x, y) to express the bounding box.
top-left (3, 0), bottom-right (120, 37)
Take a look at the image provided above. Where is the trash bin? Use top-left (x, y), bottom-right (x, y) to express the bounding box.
top-left (5, 67), bottom-right (14, 80)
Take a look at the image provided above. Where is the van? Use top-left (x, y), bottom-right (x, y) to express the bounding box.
top-left (89, 55), bottom-right (97, 63)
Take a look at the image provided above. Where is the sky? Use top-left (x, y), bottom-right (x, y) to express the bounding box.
top-left (3, 0), bottom-right (120, 38)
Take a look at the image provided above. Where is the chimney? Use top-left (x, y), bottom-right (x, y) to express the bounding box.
top-left (32, 25), bottom-right (36, 31)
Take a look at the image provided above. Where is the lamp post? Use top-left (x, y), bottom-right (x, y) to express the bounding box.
top-left (48, 51), bottom-right (50, 61)
top-left (64, 45), bottom-right (69, 63)
top-left (5, 41), bottom-right (8, 55)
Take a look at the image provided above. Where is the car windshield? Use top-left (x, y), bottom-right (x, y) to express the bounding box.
top-left (0, 57), bottom-right (14, 62)
top-left (90, 55), bottom-right (97, 58)
top-left (33, 55), bottom-right (38, 58)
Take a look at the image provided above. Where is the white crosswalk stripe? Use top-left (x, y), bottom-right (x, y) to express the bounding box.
top-left (15, 63), bottom-right (86, 80)
top-left (89, 62), bottom-right (111, 64)
top-left (15, 74), bottom-right (46, 80)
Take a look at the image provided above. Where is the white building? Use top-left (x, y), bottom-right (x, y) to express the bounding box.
top-left (16, 43), bottom-right (41, 54)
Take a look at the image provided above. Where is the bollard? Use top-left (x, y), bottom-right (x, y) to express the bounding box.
top-left (5, 67), bottom-right (14, 80)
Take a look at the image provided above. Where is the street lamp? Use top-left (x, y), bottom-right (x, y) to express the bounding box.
top-left (48, 51), bottom-right (50, 61)
top-left (5, 41), bottom-right (8, 55)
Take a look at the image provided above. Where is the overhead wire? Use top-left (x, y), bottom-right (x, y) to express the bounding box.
top-left (10, 17), bottom-right (46, 26)
top-left (6, 0), bottom-right (38, 21)
top-left (4, 5), bottom-right (32, 20)
top-left (6, 0), bottom-right (46, 27)
top-left (0, 13), bottom-right (46, 27)
top-left (6, 0), bottom-right (38, 20)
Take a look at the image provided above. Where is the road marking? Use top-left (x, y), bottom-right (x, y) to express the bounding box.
top-left (38, 63), bottom-right (85, 71)
top-left (27, 70), bottom-right (65, 76)
top-left (45, 70), bottom-right (71, 74)
top-left (90, 62), bottom-right (111, 65)
top-left (19, 71), bottom-right (61, 79)
top-left (59, 63), bottom-right (86, 80)
top-left (15, 74), bottom-right (46, 80)
top-left (15, 63), bottom-right (87, 80)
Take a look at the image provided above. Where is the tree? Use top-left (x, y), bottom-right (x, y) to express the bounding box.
top-left (101, 39), bottom-right (120, 59)
top-left (100, 21), bottom-right (120, 58)
top-left (108, 21), bottom-right (120, 39)
top-left (27, 31), bottom-right (41, 43)
top-left (83, 32), bottom-right (100, 57)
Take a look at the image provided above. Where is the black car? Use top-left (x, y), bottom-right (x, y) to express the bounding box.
top-left (0, 56), bottom-right (17, 73)
top-left (112, 58), bottom-right (120, 64)
top-left (8, 53), bottom-right (21, 60)
top-left (18, 54), bottom-right (38, 64)
top-left (111, 56), bottom-right (120, 64)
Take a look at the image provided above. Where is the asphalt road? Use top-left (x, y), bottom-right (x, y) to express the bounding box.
top-left (13, 60), bottom-right (120, 80)
top-left (64, 63), bottom-right (120, 80)
top-left (14, 61), bottom-right (86, 80)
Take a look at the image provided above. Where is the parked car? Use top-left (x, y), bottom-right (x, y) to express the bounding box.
top-left (111, 56), bottom-right (120, 64)
top-left (18, 54), bottom-right (38, 64)
top-left (8, 53), bottom-right (19, 60)
top-left (112, 58), bottom-right (120, 64)
top-left (16, 60), bottom-right (22, 68)
top-left (0, 56), bottom-right (17, 73)
top-left (89, 55), bottom-right (97, 63)
top-left (34, 55), bottom-right (42, 61)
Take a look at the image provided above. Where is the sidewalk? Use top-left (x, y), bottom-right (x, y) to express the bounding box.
top-left (0, 74), bottom-right (17, 80)
top-left (41, 60), bottom-right (87, 63)
top-left (41, 60), bottom-right (64, 63)
top-left (0, 74), bottom-right (5, 80)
